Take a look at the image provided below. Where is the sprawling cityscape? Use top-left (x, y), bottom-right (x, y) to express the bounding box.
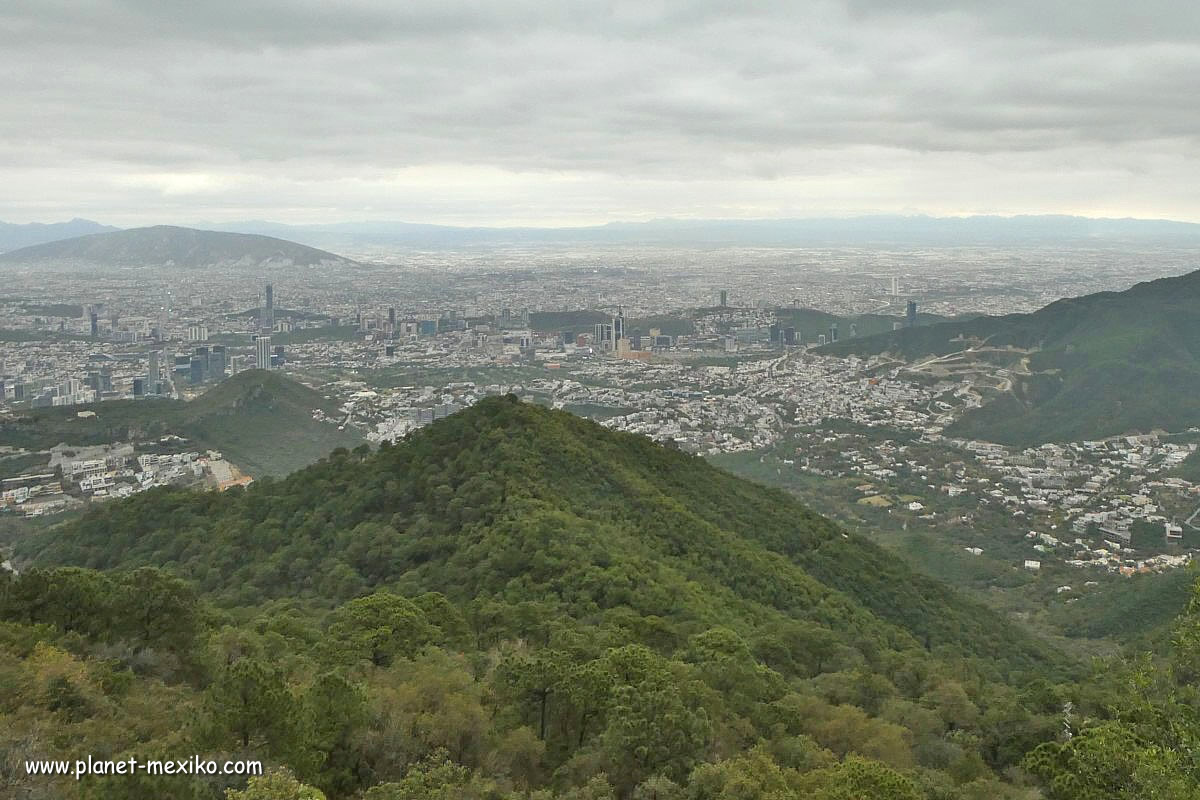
top-left (3, 243), bottom-right (1199, 600)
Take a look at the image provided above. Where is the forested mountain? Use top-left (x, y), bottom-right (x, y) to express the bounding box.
top-left (0, 218), bottom-right (118, 253)
top-left (0, 370), bottom-right (362, 477)
top-left (3, 397), bottom-right (1199, 799)
top-left (0, 225), bottom-right (358, 270)
top-left (823, 268), bottom-right (1200, 445)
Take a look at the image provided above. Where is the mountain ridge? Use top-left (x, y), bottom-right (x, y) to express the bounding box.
top-left (0, 224), bottom-right (359, 269)
top-left (16, 394), bottom-right (1068, 678)
top-left (200, 213), bottom-right (1200, 248)
top-left (822, 268), bottom-right (1200, 444)
top-left (0, 217), bottom-right (118, 253)
top-left (0, 369), bottom-right (362, 477)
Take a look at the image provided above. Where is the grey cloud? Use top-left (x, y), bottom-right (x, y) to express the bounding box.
top-left (1, 1), bottom-right (1198, 222)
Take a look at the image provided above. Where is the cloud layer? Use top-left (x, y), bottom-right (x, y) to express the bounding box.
top-left (3, 1), bottom-right (1198, 225)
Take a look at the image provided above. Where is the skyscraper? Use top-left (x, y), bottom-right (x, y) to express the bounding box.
top-left (829, 323), bottom-right (838, 343)
top-left (147, 349), bottom-right (160, 394)
top-left (719, 289), bottom-right (728, 307)
top-left (210, 345), bottom-right (227, 379)
top-left (890, 275), bottom-right (899, 296)
top-left (262, 283), bottom-right (275, 331)
top-left (906, 300), bottom-right (918, 328)
top-left (256, 335), bottom-right (272, 369)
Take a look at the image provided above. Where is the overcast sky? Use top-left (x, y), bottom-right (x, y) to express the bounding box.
top-left (3, 1), bottom-right (1199, 226)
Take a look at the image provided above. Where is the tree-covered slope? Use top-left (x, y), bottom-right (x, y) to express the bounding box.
top-left (822, 269), bottom-right (1200, 444)
top-left (11, 397), bottom-right (1200, 799)
top-left (0, 370), bottom-right (362, 476)
top-left (18, 395), bottom-right (1062, 679)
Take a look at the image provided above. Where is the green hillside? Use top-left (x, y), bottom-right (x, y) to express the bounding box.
top-left (823, 269), bottom-right (1200, 445)
top-left (4, 397), bottom-right (1200, 798)
top-left (774, 308), bottom-right (949, 342)
top-left (0, 370), bottom-right (361, 477)
top-left (18, 395), bottom-right (1063, 677)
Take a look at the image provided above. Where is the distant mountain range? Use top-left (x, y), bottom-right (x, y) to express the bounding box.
top-left (823, 268), bottom-right (1200, 445)
top-left (0, 225), bottom-right (358, 269)
top-left (8, 214), bottom-right (1200, 255)
top-left (0, 218), bottom-right (117, 253)
top-left (199, 214), bottom-right (1200, 249)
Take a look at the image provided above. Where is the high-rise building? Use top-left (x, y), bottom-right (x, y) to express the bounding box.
top-left (906, 300), bottom-right (918, 328)
top-left (719, 289), bottom-right (728, 307)
top-left (890, 275), bottom-right (899, 296)
top-left (388, 307), bottom-right (396, 326)
top-left (255, 335), bottom-right (272, 369)
top-left (147, 350), bottom-right (160, 394)
top-left (89, 311), bottom-right (99, 337)
top-left (829, 323), bottom-right (838, 343)
top-left (593, 322), bottom-right (613, 350)
top-left (265, 283), bottom-right (274, 330)
top-left (210, 345), bottom-right (227, 379)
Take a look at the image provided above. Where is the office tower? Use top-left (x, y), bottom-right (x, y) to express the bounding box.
top-left (133, 378), bottom-right (145, 397)
top-left (147, 350), bottom-right (160, 394)
top-left (263, 283), bottom-right (275, 331)
top-left (189, 356), bottom-right (205, 385)
top-left (829, 323), bottom-right (838, 343)
top-left (256, 335), bottom-right (272, 369)
top-left (783, 326), bottom-right (797, 345)
top-left (613, 307), bottom-right (625, 341)
top-left (906, 300), bottom-right (918, 328)
top-left (388, 307), bottom-right (396, 326)
top-left (719, 289), bottom-right (728, 307)
top-left (273, 345), bottom-right (285, 367)
top-left (561, 330), bottom-right (574, 345)
top-left (769, 323), bottom-right (781, 344)
top-left (631, 329), bottom-right (642, 350)
top-left (210, 345), bottom-right (227, 379)
top-left (89, 311), bottom-right (99, 337)
top-left (891, 275), bottom-right (899, 296)
top-left (385, 345), bottom-right (395, 357)
top-left (593, 322), bottom-right (613, 350)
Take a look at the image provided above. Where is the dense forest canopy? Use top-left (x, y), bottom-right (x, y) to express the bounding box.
top-left (2, 397), bottom-right (1198, 798)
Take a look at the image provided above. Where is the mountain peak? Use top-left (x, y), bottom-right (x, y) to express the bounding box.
top-left (0, 224), bottom-right (358, 268)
